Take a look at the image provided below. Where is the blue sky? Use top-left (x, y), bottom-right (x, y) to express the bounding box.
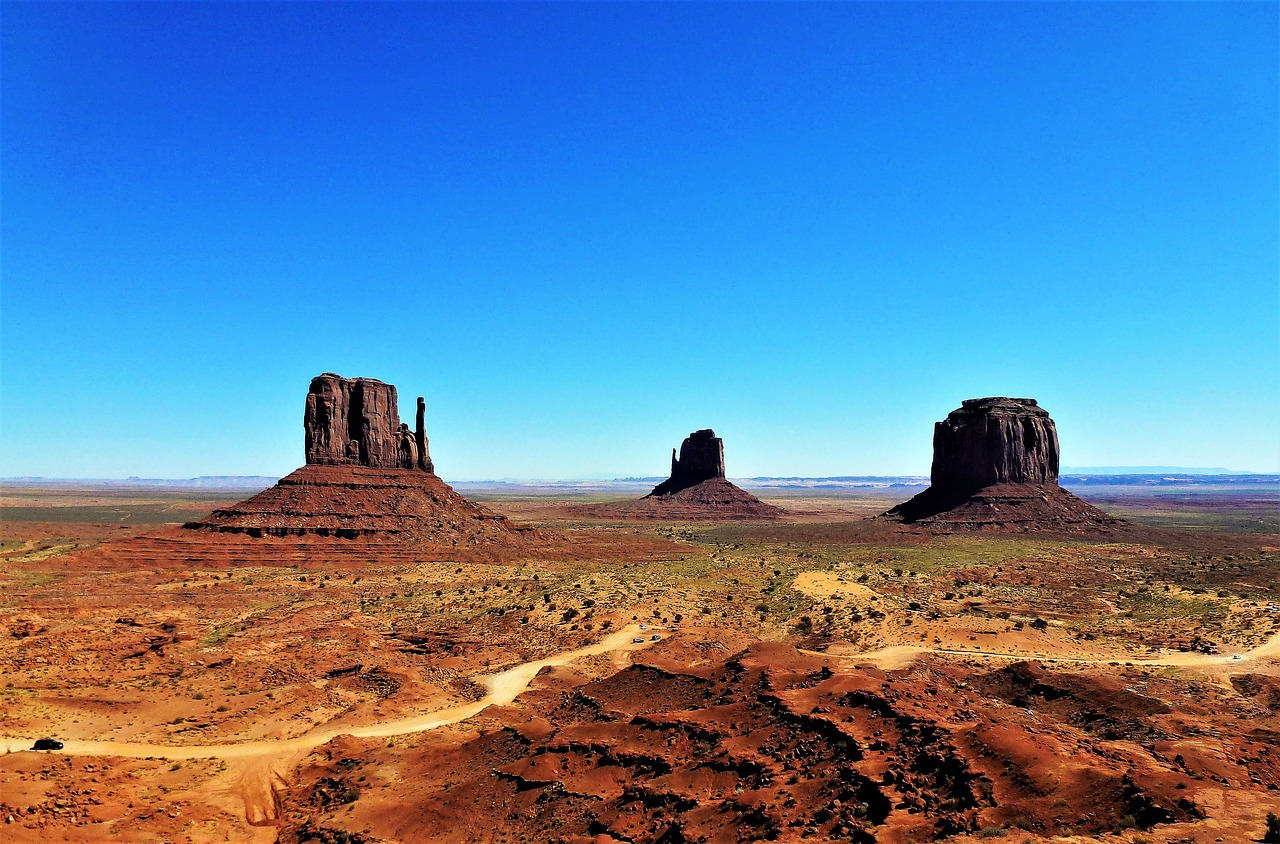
top-left (3, 2), bottom-right (1277, 479)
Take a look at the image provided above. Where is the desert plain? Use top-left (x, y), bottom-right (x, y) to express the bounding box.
top-left (1, 474), bottom-right (1278, 844)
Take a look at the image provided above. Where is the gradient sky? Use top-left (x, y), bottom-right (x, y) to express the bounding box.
top-left (2, 2), bottom-right (1277, 480)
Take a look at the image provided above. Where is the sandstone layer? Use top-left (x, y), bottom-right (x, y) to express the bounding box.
top-left (186, 465), bottom-right (527, 543)
top-left (885, 397), bottom-right (1121, 531)
top-left (930, 397), bottom-right (1058, 492)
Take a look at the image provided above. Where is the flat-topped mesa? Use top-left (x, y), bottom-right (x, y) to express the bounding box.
top-left (930, 397), bottom-right (1058, 496)
top-left (648, 429), bottom-right (726, 497)
top-left (885, 397), bottom-right (1120, 531)
top-left (304, 373), bottom-right (433, 472)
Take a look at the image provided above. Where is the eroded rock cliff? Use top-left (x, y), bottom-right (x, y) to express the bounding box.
top-left (930, 398), bottom-right (1059, 493)
top-left (304, 373), bottom-right (432, 472)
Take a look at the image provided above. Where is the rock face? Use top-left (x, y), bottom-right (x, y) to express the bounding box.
top-left (649, 429), bottom-right (726, 497)
top-left (187, 374), bottom-right (529, 545)
top-left (304, 373), bottom-right (433, 472)
top-left (885, 397), bottom-right (1120, 531)
top-left (930, 398), bottom-right (1059, 494)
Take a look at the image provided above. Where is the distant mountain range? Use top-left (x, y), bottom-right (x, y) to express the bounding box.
top-left (1061, 466), bottom-right (1252, 475)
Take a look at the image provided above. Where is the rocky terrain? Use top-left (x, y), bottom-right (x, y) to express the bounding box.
top-left (277, 638), bottom-right (1273, 844)
top-left (885, 398), bottom-right (1123, 531)
top-left (186, 465), bottom-right (531, 545)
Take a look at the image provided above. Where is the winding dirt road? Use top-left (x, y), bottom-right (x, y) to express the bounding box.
top-left (5, 624), bottom-right (1277, 762)
top-left (0, 625), bottom-right (660, 761)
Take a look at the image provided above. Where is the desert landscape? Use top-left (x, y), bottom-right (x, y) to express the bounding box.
top-left (1, 378), bottom-right (1277, 844)
top-left (4, 5), bottom-right (1276, 842)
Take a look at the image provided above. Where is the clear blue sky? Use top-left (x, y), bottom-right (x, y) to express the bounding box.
top-left (3, 2), bottom-right (1276, 479)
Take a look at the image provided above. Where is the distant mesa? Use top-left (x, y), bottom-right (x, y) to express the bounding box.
top-left (186, 374), bottom-right (531, 544)
top-left (574, 429), bottom-right (780, 520)
top-left (883, 397), bottom-right (1122, 531)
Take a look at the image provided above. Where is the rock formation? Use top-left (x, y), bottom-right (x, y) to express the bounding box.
top-left (929, 398), bottom-right (1059, 492)
top-left (303, 374), bottom-right (433, 472)
top-left (570, 429), bottom-right (779, 520)
top-left (885, 397), bottom-right (1120, 531)
top-left (187, 374), bottom-right (527, 544)
top-left (648, 429), bottom-right (726, 497)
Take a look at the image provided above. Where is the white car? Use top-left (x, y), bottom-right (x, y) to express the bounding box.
top-left (632, 637), bottom-right (645, 644)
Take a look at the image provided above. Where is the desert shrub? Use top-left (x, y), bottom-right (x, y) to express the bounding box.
top-left (1264, 812), bottom-right (1280, 843)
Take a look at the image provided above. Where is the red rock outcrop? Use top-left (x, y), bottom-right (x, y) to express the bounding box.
top-left (278, 643), bottom-right (1207, 843)
top-left (572, 429), bottom-right (781, 520)
top-left (885, 397), bottom-right (1121, 531)
top-left (303, 374), bottom-right (433, 471)
top-left (648, 428), bottom-right (725, 496)
top-left (930, 397), bottom-right (1059, 491)
top-left (187, 374), bottom-right (527, 545)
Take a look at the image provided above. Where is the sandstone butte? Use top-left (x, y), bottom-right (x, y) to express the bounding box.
top-left (883, 397), bottom-right (1122, 531)
top-left (623, 429), bottom-right (781, 519)
top-left (185, 374), bottom-right (532, 545)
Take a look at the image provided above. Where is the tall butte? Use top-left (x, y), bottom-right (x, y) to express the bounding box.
top-left (884, 397), bottom-right (1121, 531)
top-left (637, 429), bottom-right (781, 519)
top-left (187, 374), bottom-right (529, 544)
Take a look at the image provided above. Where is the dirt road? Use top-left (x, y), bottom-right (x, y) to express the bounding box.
top-left (0, 625), bottom-right (660, 760)
top-left (802, 627), bottom-right (1280, 671)
top-left (6, 623), bottom-right (1276, 761)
